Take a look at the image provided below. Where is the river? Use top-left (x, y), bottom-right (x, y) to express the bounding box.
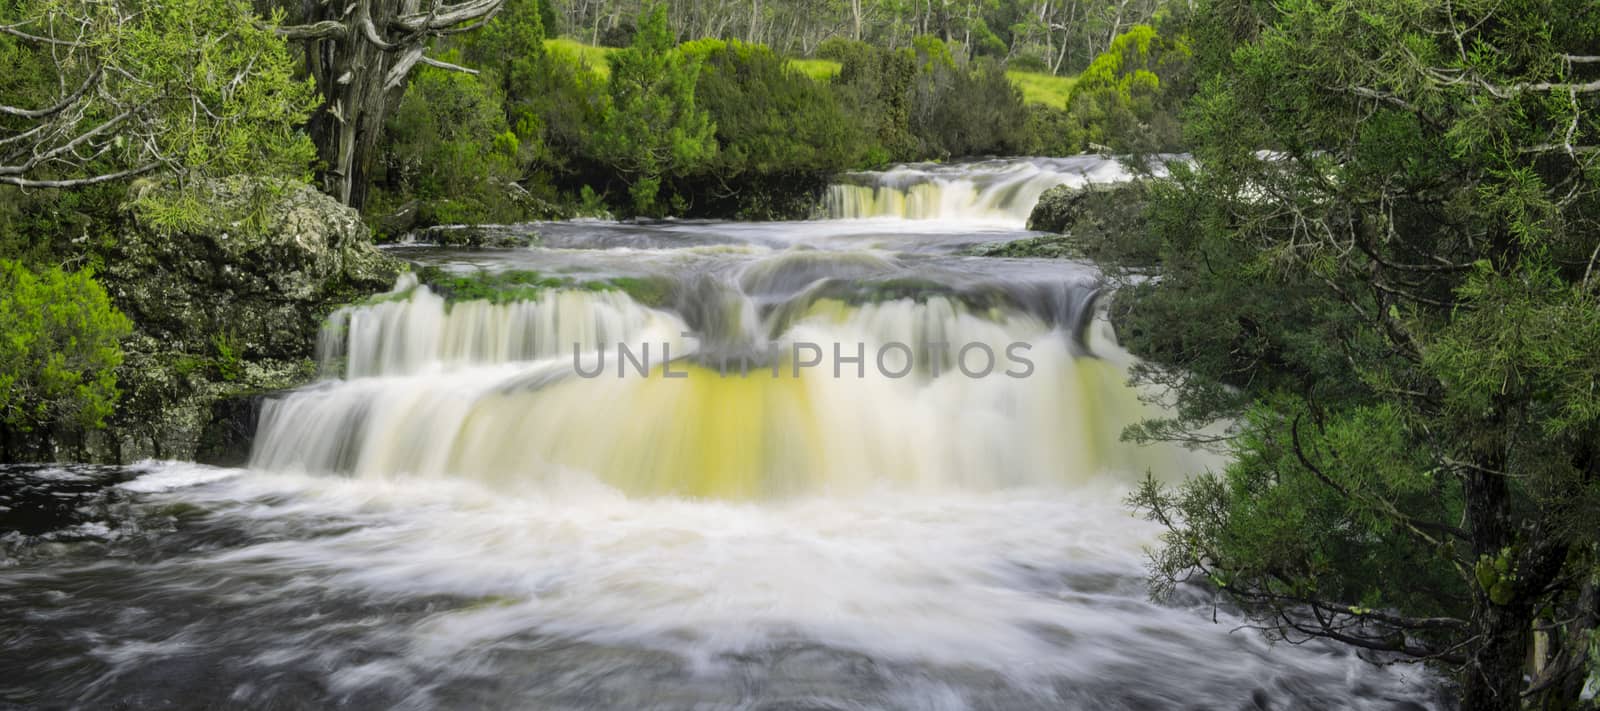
top-left (0, 157), bottom-right (1443, 709)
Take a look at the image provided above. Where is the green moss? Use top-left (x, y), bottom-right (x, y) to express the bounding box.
top-left (403, 266), bottom-right (671, 307)
top-left (417, 268), bottom-right (576, 304)
top-left (211, 332), bottom-right (243, 382)
top-left (604, 276), bottom-right (674, 307)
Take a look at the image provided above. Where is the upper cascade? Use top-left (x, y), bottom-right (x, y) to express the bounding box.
top-left (822, 157), bottom-right (1135, 226)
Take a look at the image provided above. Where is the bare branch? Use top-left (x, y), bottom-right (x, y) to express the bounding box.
top-left (0, 161), bottom-right (159, 188)
top-left (272, 20), bottom-right (348, 40)
top-left (392, 0), bottom-right (502, 32)
top-left (383, 45), bottom-right (427, 90)
top-left (0, 69), bottom-right (99, 119)
top-left (418, 55), bottom-right (479, 75)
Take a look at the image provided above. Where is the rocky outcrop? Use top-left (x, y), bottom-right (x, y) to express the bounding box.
top-left (975, 181), bottom-right (1160, 266)
top-left (408, 223), bottom-right (540, 248)
top-left (72, 178), bottom-right (402, 463)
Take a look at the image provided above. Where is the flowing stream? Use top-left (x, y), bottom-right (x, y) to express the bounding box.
top-left (1, 157), bottom-right (1442, 709)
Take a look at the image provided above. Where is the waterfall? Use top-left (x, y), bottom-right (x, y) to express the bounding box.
top-left (251, 274), bottom-right (1184, 498)
top-left (822, 156), bottom-right (1135, 225)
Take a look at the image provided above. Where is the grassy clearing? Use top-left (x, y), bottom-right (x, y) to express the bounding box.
top-left (1006, 70), bottom-right (1075, 107)
top-left (544, 38), bottom-right (616, 78)
top-left (544, 38), bottom-right (1075, 106)
top-left (787, 58), bottom-right (842, 80)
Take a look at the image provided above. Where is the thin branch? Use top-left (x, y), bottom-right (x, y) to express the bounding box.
top-left (418, 55), bottom-right (478, 74)
top-left (0, 161), bottom-right (158, 188)
top-left (0, 69), bottom-right (99, 119)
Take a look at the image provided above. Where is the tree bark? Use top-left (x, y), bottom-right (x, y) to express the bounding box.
top-left (283, 0), bottom-right (502, 209)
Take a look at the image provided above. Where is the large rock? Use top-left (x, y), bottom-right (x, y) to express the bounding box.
top-left (72, 178), bottom-right (402, 463)
top-left (105, 178), bottom-right (399, 357)
top-left (976, 181), bottom-right (1160, 265)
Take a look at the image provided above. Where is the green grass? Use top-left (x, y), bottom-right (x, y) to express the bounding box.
top-left (1006, 70), bottom-right (1076, 107)
top-left (544, 38), bottom-right (1074, 106)
top-left (787, 58), bottom-right (841, 81)
top-left (544, 38), bottom-right (615, 78)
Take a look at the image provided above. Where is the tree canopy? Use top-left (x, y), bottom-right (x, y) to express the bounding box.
top-left (0, 0), bottom-right (316, 188)
top-left (1117, 0), bottom-right (1600, 707)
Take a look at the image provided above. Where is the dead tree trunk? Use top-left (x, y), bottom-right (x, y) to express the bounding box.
top-left (279, 0), bottom-right (502, 209)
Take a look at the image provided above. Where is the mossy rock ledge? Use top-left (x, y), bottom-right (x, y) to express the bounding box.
top-left (69, 179), bottom-right (403, 464)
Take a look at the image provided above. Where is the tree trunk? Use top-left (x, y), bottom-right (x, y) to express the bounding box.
top-left (1462, 603), bottom-right (1533, 711)
top-left (283, 0), bottom-right (501, 210)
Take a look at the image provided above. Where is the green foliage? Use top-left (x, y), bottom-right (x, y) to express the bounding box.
top-left (831, 36), bottom-right (1035, 162)
top-left (589, 3), bottom-right (717, 216)
top-left (1116, 0), bottom-right (1600, 704)
top-left (372, 55), bottom-right (527, 226)
top-left (1065, 24), bottom-right (1191, 153)
top-left (906, 41), bottom-right (1033, 159)
top-left (0, 260), bottom-right (131, 441)
top-left (674, 39), bottom-right (864, 217)
top-left (1, 0), bottom-right (316, 185)
top-left (1, 0), bottom-right (317, 245)
top-left (830, 39), bottom-right (918, 161)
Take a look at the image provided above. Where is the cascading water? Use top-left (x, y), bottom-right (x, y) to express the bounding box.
top-left (1, 158), bottom-right (1444, 710)
top-left (252, 270), bottom-right (1168, 497)
top-left (823, 156), bottom-right (1136, 225)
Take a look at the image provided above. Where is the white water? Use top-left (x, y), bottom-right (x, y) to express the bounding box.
top-left (823, 156), bottom-right (1137, 226)
top-left (255, 279), bottom-right (1178, 494)
top-left (3, 158), bottom-right (1442, 709)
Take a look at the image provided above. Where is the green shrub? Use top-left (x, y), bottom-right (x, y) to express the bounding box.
top-left (372, 54), bottom-right (526, 226)
top-left (673, 39), bottom-right (864, 218)
top-left (0, 260), bottom-right (132, 445)
top-left (1064, 25), bottom-right (1192, 153)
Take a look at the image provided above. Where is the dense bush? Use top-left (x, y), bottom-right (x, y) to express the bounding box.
top-left (674, 39), bottom-right (865, 218)
top-left (588, 4), bottom-right (717, 216)
top-left (907, 47), bottom-right (1031, 158)
top-left (0, 260), bottom-right (131, 454)
top-left (1063, 25), bottom-right (1191, 153)
top-left (370, 58), bottom-right (527, 227)
top-left (831, 36), bottom-right (1034, 163)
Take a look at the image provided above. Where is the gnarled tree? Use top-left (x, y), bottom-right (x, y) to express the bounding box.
top-left (276, 0), bottom-right (504, 208)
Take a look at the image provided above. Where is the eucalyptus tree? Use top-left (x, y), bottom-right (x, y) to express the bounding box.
top-left (274, 0), bottom-right (505, 208)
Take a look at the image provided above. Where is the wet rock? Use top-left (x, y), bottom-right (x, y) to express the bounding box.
top-left (409, 224), bottom-right (540, 248)
top-left (59, 178), bottom-right (402, 463)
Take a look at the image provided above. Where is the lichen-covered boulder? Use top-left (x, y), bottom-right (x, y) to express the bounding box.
top-left (76, 178), bottom-right (402, 463)
top-left (105, 178), bottom-right (400, 358)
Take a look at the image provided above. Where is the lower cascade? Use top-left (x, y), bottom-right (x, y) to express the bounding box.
top-left (252, 270), bottom-right (1181, 498)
